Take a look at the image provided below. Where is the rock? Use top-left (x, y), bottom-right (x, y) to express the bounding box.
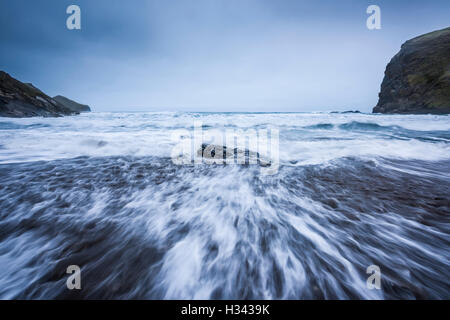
top-left (197, 144), bottom-right (272, 167)
top-left (373, 27), bottom-right (450, 114)
top-left (53, 95), bottom-right (91, 113)
top-left (341, 110), bottom-right (362, 114)
top-left (0, 71), bottom-right (78, 118)
top-left (331, 110), bottom-right (361, 114)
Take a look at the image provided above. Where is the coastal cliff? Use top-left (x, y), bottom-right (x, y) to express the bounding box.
top-left (0, 71), bottom-right (90, 118)
top-left (373, 27), bottom-right (450, 114)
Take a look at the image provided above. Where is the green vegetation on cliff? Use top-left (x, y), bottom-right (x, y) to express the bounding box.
top-left (373, 27), bottom-right (450, 114)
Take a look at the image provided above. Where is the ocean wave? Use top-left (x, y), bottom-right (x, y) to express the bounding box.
top-left (0, 113), bottom-right (449, 165)
top-left (303, 123), bottom-right (335, 130)
top-left (338, 121), bottom-right (396, 131)
top-left (0, 122), bottom-right (51, 130)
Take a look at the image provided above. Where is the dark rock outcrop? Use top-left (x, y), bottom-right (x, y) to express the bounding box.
top-left (373, 27), bottom-right (450, 114)
top-left (197, 144), bottom-right (271, 167)
top-left (53, 95), bottom-right (91, 113)
top-left (0, 71), bottom-right (80, 118)
top-left (331, 110), bottom-right (361, 114)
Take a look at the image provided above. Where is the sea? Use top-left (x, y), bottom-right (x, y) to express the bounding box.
top-left (0, 111), bottom-right (449, 299)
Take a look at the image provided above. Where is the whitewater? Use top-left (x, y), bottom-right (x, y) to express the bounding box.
top-left (0, 112), bottom-right (449, 299)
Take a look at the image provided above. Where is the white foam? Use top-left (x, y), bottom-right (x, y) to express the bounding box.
top-left (0, 112), bottom-right (449, 164)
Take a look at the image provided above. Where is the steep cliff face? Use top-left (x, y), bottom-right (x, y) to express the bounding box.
top-left (53, 95), bottom-right (91, 113)
top-left (373, 27), bottom-right (450, 114)
top-left (0, 71), bottom-right (79, 118)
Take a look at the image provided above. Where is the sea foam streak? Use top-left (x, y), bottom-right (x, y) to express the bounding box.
top-left (0, 112), bottom-right (449, 299)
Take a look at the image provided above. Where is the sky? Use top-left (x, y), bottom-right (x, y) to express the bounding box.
top-left (0, 0), bottom-right (449, 112)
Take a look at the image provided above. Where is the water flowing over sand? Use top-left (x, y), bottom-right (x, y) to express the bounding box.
top-left (0, 112), bottom-right (449, 299)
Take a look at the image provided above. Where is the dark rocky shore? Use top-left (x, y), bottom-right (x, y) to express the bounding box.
top-left (373, 27), bottom-right (450, 114)
top-left (0, 71), bottom-right (91, 118)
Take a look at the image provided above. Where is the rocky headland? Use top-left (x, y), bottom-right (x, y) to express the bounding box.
top-left (53, 95), bottom-right (91, 113)
top-left (373, 27), bottom-right (450, 114)
top-left (0, 71), bottom-right (91, 118)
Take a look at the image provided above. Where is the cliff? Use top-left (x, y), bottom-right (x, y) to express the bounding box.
top-left (0, 71), bottom-right (88, 118)
top-left (373, 27), bottom-right (450, 114)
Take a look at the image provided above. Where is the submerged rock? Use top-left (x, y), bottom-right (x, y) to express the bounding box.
top-left (0, 71), bottom-right (87, 118)
top-left (373, 27), bottom-right (450, 114)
